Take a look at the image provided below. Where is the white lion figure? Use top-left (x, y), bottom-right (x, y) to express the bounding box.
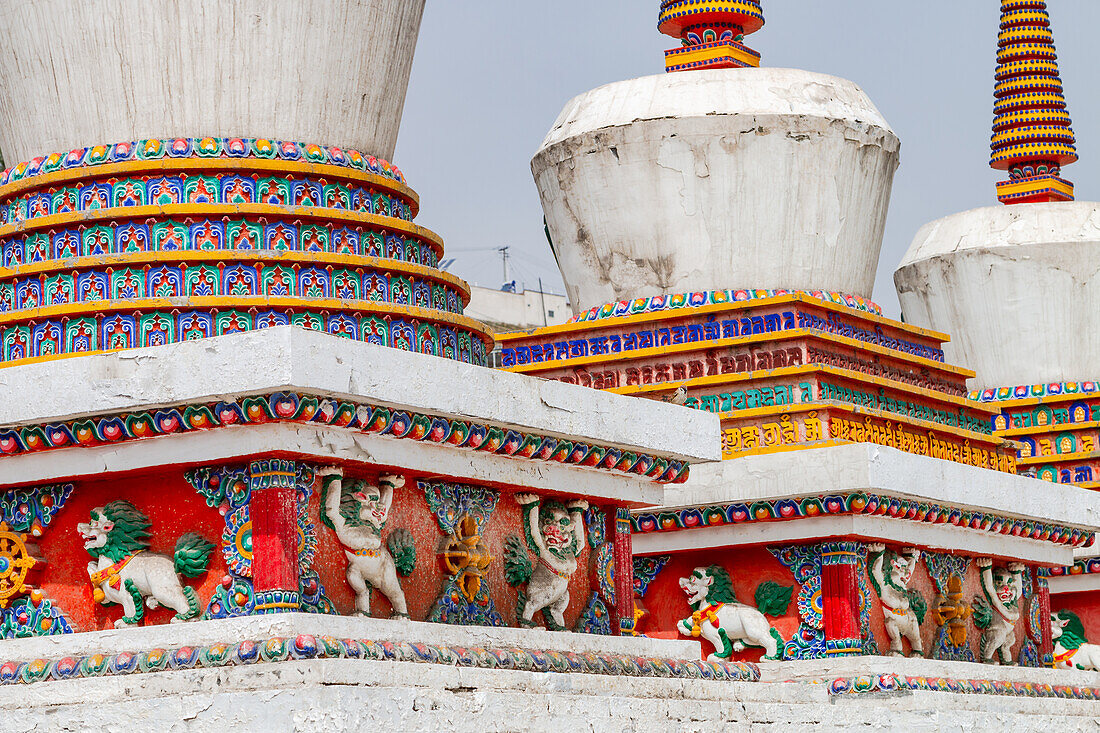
top-left (1051, 610), bottom-right (1100, 671)
top-left (510, 493), bottom-right (587, 630)
top-left (677, 565), bottom-right (782, 661)
top-left (78, 500), bottom-right (213, 628)
top-left (867, 543), bottom-right (926, 657)
top-left (974, 558), bottom-right (1024, 665)
top-left (319, 468), bottom-right (415, 618)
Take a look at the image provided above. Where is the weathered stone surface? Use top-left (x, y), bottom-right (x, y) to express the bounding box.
top-left (0, 0), bottom-right (425, 161)
top-left (895, 202), bottom-right (1100, 389)
top-left (532, 68), bottom-right (900, 313)
top-left (2, 658), bottom-right (1098, 732)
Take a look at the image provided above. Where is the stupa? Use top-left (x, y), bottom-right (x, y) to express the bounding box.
top-left (501, 0), bottom-right (1100, 719)
top-left (0, 2), bottom-right (790, 728)
top-left (895, 0), bottom-right (1100, 644)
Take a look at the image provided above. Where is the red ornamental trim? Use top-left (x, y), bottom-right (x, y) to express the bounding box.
top-left (631, 493), bottom-right (1092, 547)
top-left (0, 392), bottom-right (690, 485)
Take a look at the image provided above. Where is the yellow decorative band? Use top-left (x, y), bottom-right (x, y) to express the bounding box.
top-left (998, 26), bottom-right (1053, 45)
top-left (990, 143), bottom-right (1078, 166)
top-left (994, 92), bottom-right (1067, 115)
top-left (991, 125), bottom-right (1076, 148)
top-left (994, 75), bottom-right (1064, 96)
top-left (994, 59), bottom-right (1060, 81)
top-left (992, 109), bottom-right (1072, 131)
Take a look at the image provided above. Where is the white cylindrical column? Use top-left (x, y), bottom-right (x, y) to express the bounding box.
top-left (0, 0), bottom-right (425, 161)
top-left (895, 202), bottom-right (1100, 389)
top-left (531, 68), bottom-right (900, 314)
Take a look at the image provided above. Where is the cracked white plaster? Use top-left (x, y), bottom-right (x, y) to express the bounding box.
top-left (532, 68), bottom-right (900, 313)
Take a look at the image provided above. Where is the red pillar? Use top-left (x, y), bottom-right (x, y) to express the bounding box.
top-left (821, 542), bottom-right (862, 655)
top-left (249, 459), bottom-right (301, 613)
top-left (613, 507), bottom-right (635, 635)
top-left (1037, 576), bottom-right (1054, 666)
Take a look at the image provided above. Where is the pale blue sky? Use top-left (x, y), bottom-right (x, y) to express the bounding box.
top-left (395, 1), bottom-right (1100, 317)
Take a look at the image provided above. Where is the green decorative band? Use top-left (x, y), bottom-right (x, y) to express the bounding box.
top-left (0, 391), bottom-right (691, 484)
top-left (0, 633), bottom-right (760, 684)
top-left (632, 492), bottom-right (1091, 546)
top-left (1, 138), bottom-right (406, 188)
top-left (829, 673), bottom-right (1100, 700)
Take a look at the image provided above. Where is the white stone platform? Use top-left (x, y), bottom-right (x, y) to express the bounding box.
top-left (634, 443), bottom-right (1100, 565)
top-left (0, 327), bottom-right (720, 505)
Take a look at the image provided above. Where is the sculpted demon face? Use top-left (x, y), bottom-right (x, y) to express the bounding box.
top-left (77, 508), bottom-right (114, 552)
top-left (352, 484), bottom-right (388, 530)
top-left (539, 504), bottom-right (575, 555)
top-left (680, 568), bottom-right (713, 606)
top-left (889, 554), bottom-right (915, 585)
top-left (992, 568), bottom-right (1020, 605)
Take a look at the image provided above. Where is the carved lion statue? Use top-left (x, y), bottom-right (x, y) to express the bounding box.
top-left (1051, 610), bottom-right (1100, 671)
top-left (78, 500), bottom-right (214, 628)
top-left (677, 565), bottom-right (783, 661)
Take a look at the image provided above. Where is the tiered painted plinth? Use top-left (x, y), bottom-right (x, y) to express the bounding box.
top-left (0, 328), bottom-right (718, 642)
top-left (974, 381), bottom-right (1100, 489)
top-left (496, 295), bottom-right (1100, 666)
top-left (500, 294), bottom-right (1014, 475)
top-left (0, 139), bottom-right (492, 366)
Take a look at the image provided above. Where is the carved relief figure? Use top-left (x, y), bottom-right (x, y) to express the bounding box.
top-left (972, 558), bottom-right (1024, 664)
top-left (677, 566), bottom-right (783, 661)
top-left (867, 544), bottom-right (926, 657)
top-left (78, 500), bottom-right (213, 628)
top-left (318, 469), bottom-right (415, 618)
top-left (1051, 610), bottom-right (1100, 671)
top-left (505, 493), bottom-right (587, 630)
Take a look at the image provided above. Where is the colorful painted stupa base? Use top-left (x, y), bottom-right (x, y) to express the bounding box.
top-left (0, 137), bottom-right (492, 366)
top-left (0, 328), bottom-right (716, 642)
top-left (991, 0), bottom-right (1078, 204)
top-left (658, 0), bottom-right (764, 72)
top-left (488, 290), bottom-right (1100, 668)
top-left (974, 381), bottom-right (1100, 489)
top-left (501, 293), bottom-right (1014, 474)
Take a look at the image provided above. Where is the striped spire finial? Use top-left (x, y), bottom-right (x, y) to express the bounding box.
top-left (658, 1), bottom-right (765, 73)
top-left (991, 0), bottom-right (1077, 204)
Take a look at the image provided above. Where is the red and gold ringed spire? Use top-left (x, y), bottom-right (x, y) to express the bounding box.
top-left (991, 0), bottom-right (1077, 204)
top-left (659, 1), bottom-right (764, 73)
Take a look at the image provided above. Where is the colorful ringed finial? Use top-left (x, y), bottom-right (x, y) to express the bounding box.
top-left (658, 1), bottom-right (764, 73)
top-left (991, 0), bottom-right (1077, 204)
